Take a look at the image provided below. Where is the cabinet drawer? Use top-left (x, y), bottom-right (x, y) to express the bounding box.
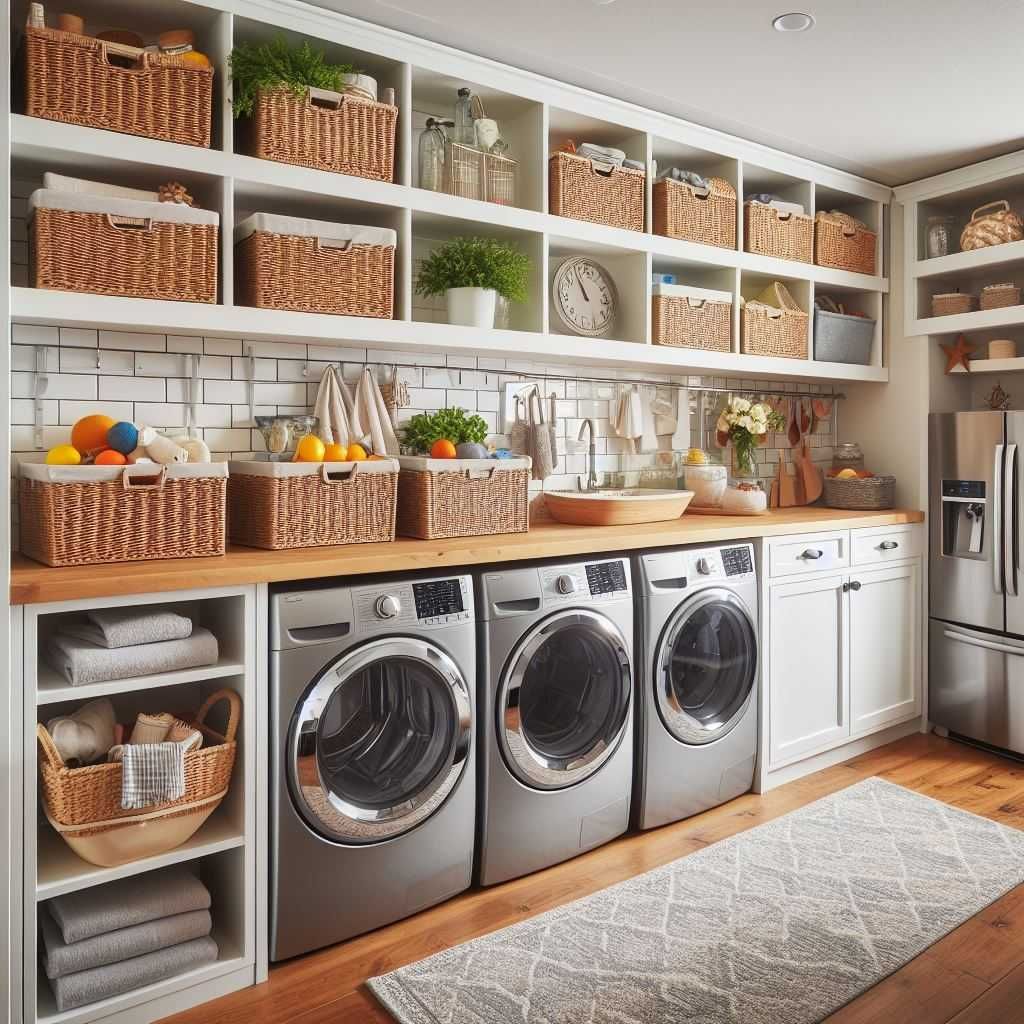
top-left (768, 531), bottom-right (849, 578)
top-left (852, 525), bottom-right (922, 566)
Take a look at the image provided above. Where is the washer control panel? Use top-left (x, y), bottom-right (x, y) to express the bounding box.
top-left (540, 558), bottom-right (631, 604)
top-left (721, 545), bottom-right (755, 578)
top-left (680, 545), bottom-right (755, 582)
top-left (353, 576), bottom-right (473, 630)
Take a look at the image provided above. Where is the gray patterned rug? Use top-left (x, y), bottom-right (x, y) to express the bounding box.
top-left (368, 778), bottom-right (1024, 1023)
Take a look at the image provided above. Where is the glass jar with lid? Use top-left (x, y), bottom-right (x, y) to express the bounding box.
top-left (832, 441), bottom-right (865, 473)
top-left (926, 215), bottom-right (955, 259)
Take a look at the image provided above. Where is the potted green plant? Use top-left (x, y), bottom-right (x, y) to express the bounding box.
top-left (415, 236), bottom-right (530, 329)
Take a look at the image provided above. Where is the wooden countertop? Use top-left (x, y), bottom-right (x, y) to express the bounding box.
top-left (10, 507), bottom-right (924, 605)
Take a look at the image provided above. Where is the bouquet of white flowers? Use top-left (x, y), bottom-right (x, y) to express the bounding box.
top-left (716, 397), bottom-right (785, 476)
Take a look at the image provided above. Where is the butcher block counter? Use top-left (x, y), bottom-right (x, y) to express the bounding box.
top-left (10, 506), bottom-right (924, 605)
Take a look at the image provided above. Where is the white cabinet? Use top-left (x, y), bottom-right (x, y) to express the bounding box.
top-left (764, 526), bottom-right (923, 774)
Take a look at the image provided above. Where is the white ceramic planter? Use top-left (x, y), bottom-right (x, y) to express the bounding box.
top-left (446, 287), bottom-right (497, 328)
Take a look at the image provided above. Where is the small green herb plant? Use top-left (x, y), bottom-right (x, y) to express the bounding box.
top-left (402, 408), bottom-right (489, 454)
top-left (229, 36), bottom-right (357, 119)
top-left (415, 237), bottom-right (530, 303)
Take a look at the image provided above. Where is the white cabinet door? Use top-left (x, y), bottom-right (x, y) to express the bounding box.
top-left (848, 561), bottom-right (921, 734)
top-left (768, 573), bottom-right (848, 766)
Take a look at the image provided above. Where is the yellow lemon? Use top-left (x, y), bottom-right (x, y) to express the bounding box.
top-left (347, 443), bottom-right (368, 462)
top-left (323, 442), bottom-right (348, 461)
top-left (46, 444), bottom-right (82, 466)
top-left (294, 434), bottom-right (326, 462)
top-left (836, 468), bottom-right (859, 480)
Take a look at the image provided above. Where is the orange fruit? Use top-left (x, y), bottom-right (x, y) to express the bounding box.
top-left (367, 454), bottom-right (388, 461)
top-left (179, 51), bottom-right (212, 68)
top-left (71, 414), bottom-right (115, 456)
top-left (94, 449), bottom-right (127, 466)
top-left (294, 434), bottom-right (326, 462)
top-left (323, 443), bottom-right (348, 461)
top-left (430, 439), bottom-right (457, 459)
top-left (347, 443), bottom-right (368, 462)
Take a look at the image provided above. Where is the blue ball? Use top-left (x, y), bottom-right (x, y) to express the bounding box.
top-left (106, 421), bottom-right (139, 455)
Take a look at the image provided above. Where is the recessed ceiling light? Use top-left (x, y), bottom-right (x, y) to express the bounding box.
top-left (772, 12), bottom-right (815, 31)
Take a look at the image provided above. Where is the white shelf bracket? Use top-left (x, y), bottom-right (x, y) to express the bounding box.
top-left (34, 346), bottom-right (50, 450)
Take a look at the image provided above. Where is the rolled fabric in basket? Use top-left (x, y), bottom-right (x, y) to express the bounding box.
top-left (45, 627), bottom-right (219, 687)
top-left (49, 936), bottom-right (218, 1012)
top-left (41, 908), bottom-right (212, 980)
top-left (60, 607), bottom-right (193, 649)
top-left (46, 866), bottom-right (211, 944)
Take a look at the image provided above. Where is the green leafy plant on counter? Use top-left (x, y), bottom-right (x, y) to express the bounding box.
top-left (229, 36), bottom-right (358, 118)
top-left (415, 237), bottom-right (530, 302)
top-left (402, 408), bottom-right (489, 453)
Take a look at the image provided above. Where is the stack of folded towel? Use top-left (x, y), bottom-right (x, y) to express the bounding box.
top-left (746, 192), bottom-right (806, 217)
top-left (574, 142), bottom-right (645, 172)
top-left (41, 866), bottom-right (218, 1012)
top-left (46, 607), bottom-right (219, 687)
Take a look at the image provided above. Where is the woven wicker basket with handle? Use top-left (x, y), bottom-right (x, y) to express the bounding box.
top-left (653, 176), bottom-right (736, 249)
top-left (814, 211), bottom-right (877, 275)
top-left (744, 203), bottom-right (813, 263)
top-left (960, 201), bottom-right (1024, 251)
top-left (549, 152), bottom-right (645, 232)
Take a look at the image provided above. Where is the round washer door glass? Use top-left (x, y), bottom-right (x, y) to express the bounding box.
top-left (499, 609), bottom-right (631, 789)
top-left (289, 637), bottom-right (471, 843)
top-left (657, 589), bottom-right (756, 745)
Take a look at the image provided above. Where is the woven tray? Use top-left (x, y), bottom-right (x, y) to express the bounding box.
top-left (652, 285), bottom-right (732, 351)
top-left (931, 292), bottom-right (977, 317)
top-left (228, 460), bottom-right (398, 549)
top-left (744, 203), bottom-right (813, 263)
top-left (653, 176), bottom-right (736, 249)
top-left (234, 214), bottom-right (395, 317)
top-left (815, 213), bottom-right (877, 275)
top-left (250, 85), bottom-right (397, 182)
top-left (19, 463), bottom-right (227, 566)
top-left (24, 26), bottom-right (213, 147)
top-left (981, 284), bottom-right (1022, 310)
top-left (396, 457), bottom-right (531, 540)
top-left (740, 304), bottom-right (808, 359)
top-left (549, 152), bottom-right (644, 232)
top-left (823, 475), bottom-right (896, 510)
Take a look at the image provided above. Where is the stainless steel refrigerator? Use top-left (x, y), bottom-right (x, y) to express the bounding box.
top-left (929, 411), bottom-right (1024, 755)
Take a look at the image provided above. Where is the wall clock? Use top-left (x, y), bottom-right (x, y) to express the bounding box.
top-left (552, 257), bottom-right (618, 338)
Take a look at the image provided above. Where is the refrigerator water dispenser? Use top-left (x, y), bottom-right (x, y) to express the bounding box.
top-left (941, 480), bottom-right (987, 559)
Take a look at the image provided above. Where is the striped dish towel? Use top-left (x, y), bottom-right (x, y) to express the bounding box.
top-left (120, 742), bottom-right (188, 810)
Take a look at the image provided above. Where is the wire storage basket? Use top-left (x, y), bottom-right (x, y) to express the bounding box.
top-left (442, 142), bottom-right (517, 205)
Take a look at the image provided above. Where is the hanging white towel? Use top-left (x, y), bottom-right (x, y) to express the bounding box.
top-left (639, 385), bottom-right (659, 453)
top-left (354, 368), bottom-right (401, 456)
top-left (313, 366), bottom-right (354, 446)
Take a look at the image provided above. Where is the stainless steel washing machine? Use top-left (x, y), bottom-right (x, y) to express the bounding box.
top-left (633, 543), bottom-right (759, 830)
top-left (477, 557), bottom-right (634, 886)
top-left (270, 574), bottom-right (476, 961)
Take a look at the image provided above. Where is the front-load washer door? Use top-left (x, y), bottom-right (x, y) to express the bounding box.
top-left (656, 589), bottom-right (757, 745)
top-left (289, 637), bottom-right (471, 844)
top-left (498, 609), bottom-right (631, 790)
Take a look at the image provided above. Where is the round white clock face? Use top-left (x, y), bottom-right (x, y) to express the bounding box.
top-left (553, 257), bottom-right (618, 338)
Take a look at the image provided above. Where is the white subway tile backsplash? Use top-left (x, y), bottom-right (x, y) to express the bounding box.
top-left (477, 391), bottom-right (499, 413)
top-left (203, 428), bottom-right (252, 452)
top-left (446, 390), bottom-right (477, 408)
top-left (12, 346), bottom-right (57, 371)
top-left (135, 352), bottom-right (189, 377)
top-left (254, 382), bottom-right (307, 406)
top-left (100, 376), bottom-right (165, 402)
top-left (203, 338), bottom-right (244, 356)
top-left (167, 335), bottom-right (204, 354)
top-left (206, 380), bottom-right (250, 405)
top-left (13, 372), bottom-right (95, 400)
top-left (12, 399), bottom-right (57, 424)
top-left (307, 345), bottom-right (368, 362)
top-left (59, 400), bottom-right (133, 424)
top-left (406, 387), bottom-right (446, 409)
top-left (423, 368), bottom-right (459, 388)
top-left (233, 356), bottom-right (277, 381)
top-left (246, 340), bottom-right (306, 359)
top-left (59, 328), bottom-right (98, 348)
top-left (99, 331), bottom-right (167, 352)
top-left (199, 355), bottom-right (232, 380)
top-left (133, 402), bottom-right (187, 427)
top-left (12, 324), bottom-right (58, 346)
top-left (61, 348), bottom-right (133, 375)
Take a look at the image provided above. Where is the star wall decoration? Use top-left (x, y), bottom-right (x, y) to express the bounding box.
top-left (941, 334), bottom-right (975, 373)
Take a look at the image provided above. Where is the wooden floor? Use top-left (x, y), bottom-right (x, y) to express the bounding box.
top-left (161, 733), bottom-right (1024, 1024)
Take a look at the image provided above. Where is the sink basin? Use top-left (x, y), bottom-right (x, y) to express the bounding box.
top-left (545, 488), bottom-right (694, 526)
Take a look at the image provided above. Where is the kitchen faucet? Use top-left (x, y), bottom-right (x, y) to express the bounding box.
top-left (576, 418), bottom-right (599, 492)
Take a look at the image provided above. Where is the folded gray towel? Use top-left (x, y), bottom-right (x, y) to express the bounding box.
top-left (46, 866), bottom-right (211, 944)
top-left (577, 142), bottom-right (625, 166)
top-left (49, 936), bottom-right (218, 1012)
top-left (62, 608), bottom-right (193, 649)
top-left (41, 909), bottom-right (212, 980)
top-left (45, 627), bottom-right (219, 686)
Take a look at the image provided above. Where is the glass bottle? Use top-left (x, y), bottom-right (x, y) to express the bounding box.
top-left (453, 88), bottom-right (475, 146)
top-left (832, 441), bottom-right (865, 473)
top-left (926, 215), bottom-right (955, 259)
top-left (418, 118), bottom-right (448, 193)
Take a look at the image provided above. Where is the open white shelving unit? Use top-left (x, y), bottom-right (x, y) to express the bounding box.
top-left (8, 0), bottom-right (891, 384)
top-left (19, 585), bottom-right (260, 1024)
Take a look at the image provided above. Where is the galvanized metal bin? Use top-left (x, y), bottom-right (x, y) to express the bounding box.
top-left (813, 309), bottom-right (875, 365)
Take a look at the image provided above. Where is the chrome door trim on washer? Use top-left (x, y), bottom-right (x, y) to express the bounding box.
top-left (656, 588), bottom-right (756, 746)
top-left (497, 608), bottom-right (631, 790)
top-left (288, 637), bottom-right (472, 844)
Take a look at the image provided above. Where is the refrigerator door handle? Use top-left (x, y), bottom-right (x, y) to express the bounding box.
top-left (943, 627), bottom-right (1024, 658)
top-left (995, 444), bottom-right (1005, 595)
top-left (1007, 443), bottom-right (1019, 597)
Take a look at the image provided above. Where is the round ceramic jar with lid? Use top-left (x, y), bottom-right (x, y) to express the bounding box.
top-left (832, 441), bottom-right (865, 473)
top-left (722, 478), bottom-right (768, 515)
top-left (684, 463), bottom-right (728, 508)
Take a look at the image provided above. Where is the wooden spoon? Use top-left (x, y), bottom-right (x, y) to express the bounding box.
top-left (800, 398), bottom-right (812, 436)
top-left (787, 399), bottom-right (801, 447)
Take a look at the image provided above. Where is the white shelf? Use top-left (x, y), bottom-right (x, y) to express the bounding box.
top-left (12, 289), bottom-right (887, 382)
top-left (950, 356), bottom-right (1024, 375)
top-left (911, 305), bottom-right (1024, 337)
top-left (36, 808), bottom-right (245, 900)
top-left (36, 658), bottom-right (246, 706)
top-left (913, 240), bottom-right (1024, 280)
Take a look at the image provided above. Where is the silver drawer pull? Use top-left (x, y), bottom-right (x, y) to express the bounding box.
top-left (801, 549), bottom-right (824, 560)
top-left (879, 540), bottom-right (899, 551)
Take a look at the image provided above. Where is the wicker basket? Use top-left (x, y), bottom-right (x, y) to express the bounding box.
top-left (981, 283), bottom-right (1022, 310)
top-left (652, 284), bottom-right (732, 351)
top-left (38, 689), bottom-right (240, 867)
top-left (815, 212), bottom-right (877, 275)
top-left (824, 475), bottom-right (896, 510)
top-left (744, 202), bottom-right (813, 263)
top-left (396, 457), bottom-right (531, 539)
top-left (741, 303), bottom-right (809, 360)
top-left (234, 214), bottom-right (395, 317)
top-left (931, 292), bottom-right (978, 317)
top-left (960, 201), bottom-right (1024, 251)
top-left (549, 152), bottom-right (644, 232)
top-left (653, 176), bottom-right (736, 249)
top-left (228, 459), bottom-right (398, 549)
top-left (24, 26), bottom-right (213, 147)
top-left (30, 182), bottom-right (218, 303)
top-left (19, 463), bottom-right (227, 567)
top-left (249, 85), bottom-right (397, 182)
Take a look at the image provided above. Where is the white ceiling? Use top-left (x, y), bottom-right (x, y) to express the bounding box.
top-left (308, 0), bottom-right (1024, 186)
